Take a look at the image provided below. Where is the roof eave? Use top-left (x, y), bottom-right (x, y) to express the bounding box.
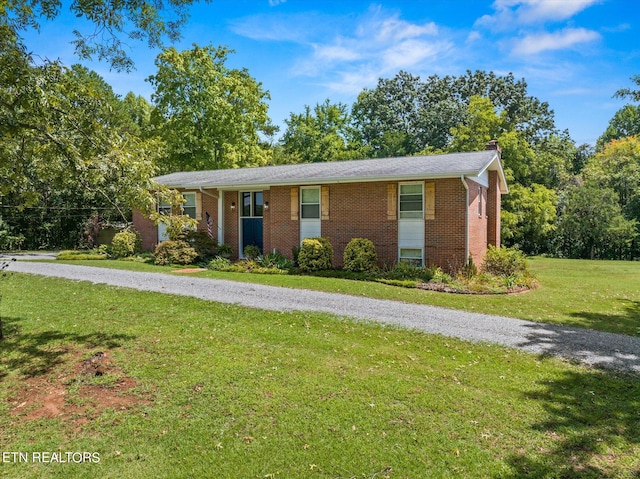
top-left (477, 153), bottom-right (509, 194)
top-left (161, 171), bottom-right (488, 191)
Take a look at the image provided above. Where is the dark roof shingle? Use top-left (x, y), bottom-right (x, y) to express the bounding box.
top-left (153, 150), bottom-right (508, 192)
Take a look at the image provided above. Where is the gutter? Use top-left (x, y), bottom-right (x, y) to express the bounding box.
top-left (199, 186), bottom-right (218, 199)
top-left (460, 175), bottom-right (469, 265)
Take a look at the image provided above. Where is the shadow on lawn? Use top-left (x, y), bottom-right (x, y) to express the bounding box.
top-left (515, 321), bottom-right (640, 375)
top-left (504, 368), bottom-right (640, 477)
top-left (568, 300), bottom-right (640, 337)
top-left (0, 316), bottom-right (134, 380)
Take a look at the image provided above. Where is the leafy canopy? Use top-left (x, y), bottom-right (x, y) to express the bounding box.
top-left (1, 0), bottom-right (204, 71)
top-left (148, 44), bottom-right (276, 172)
top-left (280, 99), bottom-right (363, 164)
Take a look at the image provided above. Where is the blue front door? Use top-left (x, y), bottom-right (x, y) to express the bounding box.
top-left (240, 191), bottom-right (264, 255)
top-left (242, 218), bottom-right (263, 252)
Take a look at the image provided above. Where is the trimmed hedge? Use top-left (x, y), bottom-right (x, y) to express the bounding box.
top-left (298, 237), bottom-right (333, 272)
top-left (343, 238), bottom-right (378, 273)
top-left (110, 230), bottom-right (141, 258)
top-left (154, 240), bottom-right (198, 266)
top-left (482, 245), bottom-right (528, 276)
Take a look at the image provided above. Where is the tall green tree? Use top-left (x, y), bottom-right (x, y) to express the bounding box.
top-left (583, 136), bottom-right (640, 242)
top-left (597, 105), bottom-right (640, 150)
top-left (0, 55), bottom-right (163, 247)
top-left (447, 96), bottom-right (560, 254)
top-left (280, 100), bottom-right (363, 163)
top-left (351, 70), bottom-right (556, 158)
top-left (148, 45), bottom-right (276, 172)
top-left (555, 184), bottom-right (637, 260)
top-left (1, 0), bottom-right (203, 71)
top-left (597, 75), bottom-right (640, 149)
top-left (502, 184), bottom-right (557, 254)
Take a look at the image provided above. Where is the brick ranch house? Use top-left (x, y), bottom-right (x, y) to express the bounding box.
top-left (133, 142), bottom-right (508, 270)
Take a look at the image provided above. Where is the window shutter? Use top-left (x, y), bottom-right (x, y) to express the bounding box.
top-left (195, 192), bottom-right (202, 220)
top-left (425, 182), bottom-right (435, 220)
top-left (321, 186), bottom-right (330, 220)
top-left (291, 187), bottom-right (299, 221)
top-left (387, 184), bottom-right (397, 220)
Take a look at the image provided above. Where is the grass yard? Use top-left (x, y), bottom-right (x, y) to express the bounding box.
top-left (0, 273), bottom-right (639, 478)
top-left (55, 257), bottom-right (640, 336)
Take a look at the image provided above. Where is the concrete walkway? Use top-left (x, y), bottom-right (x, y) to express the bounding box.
top-left (6, 259), bottom-right (640, 374)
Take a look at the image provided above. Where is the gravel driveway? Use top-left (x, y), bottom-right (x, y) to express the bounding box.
top-left (7, 259), bottom-right (640, 374)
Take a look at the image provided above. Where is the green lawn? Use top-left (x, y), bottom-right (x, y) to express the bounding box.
top-left (0, 272), bottom-right (639, 478)
top-left (55, 257), bottom-right (640, 336)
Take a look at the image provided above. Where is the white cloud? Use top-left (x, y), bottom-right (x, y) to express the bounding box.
top-left (467, 31), bottom-right (482, 43)
top-left (478, 0), bottom-right (601, 27)
top-left (268, 0), bottom-right (286, 6)
top-left (313, 43), bottom-right (361, 63)
top-left (229, 13), bottom-right (324, 42)
top-left (512, 27), bottom-right (600, 55)
top-left (240, 6), bottom-right (453, 94)
top-left (381, 39), bottom-right (449, 71)
top-left (375, 16), bottom-right (438, 42)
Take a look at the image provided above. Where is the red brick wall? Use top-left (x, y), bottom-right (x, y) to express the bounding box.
top-left (425, 178), bottom-right (467, 271)
top-left (466, 179), bottom-right (488, 268)
top-left (487, 170), bottom-right (501, 248)
top-left (321, 182), bottom-right (397, 268)
top-left (199, 189), bottom-right (218, 237)
top-left (264, 180), bottom-right (470, 270)
top-left (223, 191), bottom-right (239, 260)
top-left (268, 186), bottom-right (301, 261)
top-left (135, 176), bottom-right (501, 271)
top-left (133, 210), bottom-right (157, 252)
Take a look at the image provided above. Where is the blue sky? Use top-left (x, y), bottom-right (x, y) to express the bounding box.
top-left (24, 0), bottom-right (640, 146)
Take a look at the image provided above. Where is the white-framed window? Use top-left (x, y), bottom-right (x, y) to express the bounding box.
top-left (158, 200), bottom-right (171, 216)
top-left (301, 187), bottom-right (320, 219)
top-left (241, 191), bottom-right (263, 218)
top-left (399, 183), bottom-right (424, 219)
top-left (182, 192), bottom-right (197, 219)
top-left (399, 248), bottom-right (423, 266)
top-left (478, 186), bottom-right (483, 217)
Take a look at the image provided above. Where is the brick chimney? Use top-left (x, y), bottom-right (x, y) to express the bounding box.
top-left (485, 140), bottom-right (502, 157)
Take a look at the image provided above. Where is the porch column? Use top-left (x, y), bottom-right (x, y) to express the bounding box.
top-left (217, 191), bottom-right (224, 245)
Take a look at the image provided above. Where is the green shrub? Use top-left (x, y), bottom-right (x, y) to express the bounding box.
top-left (382, 262), bottom-right (435, 283)
top-left (459, 255), bottom-right (478, 280)
top-left (185, 230), bottom-right (218, 262)
top-left (243, 245), bottom-right (261, 260)
top-left (259, 252), bottom-right (294, 270)
top-left (110, 230), bottom-right (141, 258)
top-left (207, 256), bottom-right (233, 271)
top-left (298, 237), bottom-right (333, 272)
top-left (154, 240), bottom-right (198, 266)
top-left (482, 245), bottom-right (528, 277)
top-left (343, 238), bottom-right (378, 273)
top-left (56, 250), bottom-right (107, 261)
top-left (217, 243), bottom-right (233, 259)
top-left (431, 267), bottom-right (453, 284)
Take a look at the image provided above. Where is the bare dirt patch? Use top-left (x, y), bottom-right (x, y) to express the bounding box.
top-left (8, 349), bottom-right (150, 429)
top-left (172, 268), bottom-right (207, 273)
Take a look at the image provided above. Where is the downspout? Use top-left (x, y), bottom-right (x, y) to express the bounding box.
top-left (460, 175), bottom-right (469, 266)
